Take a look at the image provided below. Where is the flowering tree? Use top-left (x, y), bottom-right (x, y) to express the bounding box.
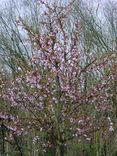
top-left (0, 0), bottom-right (117, 155)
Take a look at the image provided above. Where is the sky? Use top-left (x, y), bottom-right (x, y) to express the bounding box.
top-left (0, 0), bottom-right (6, 6)
top-left (0, 0), bottom-right (117, 5)
top-left (0, 0), bottom-right (116, 5)
top-left (0, 0), bottom-right (117, 12)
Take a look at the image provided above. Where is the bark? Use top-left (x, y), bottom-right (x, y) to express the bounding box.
top-left (59, 143), bottom-right (65, 156)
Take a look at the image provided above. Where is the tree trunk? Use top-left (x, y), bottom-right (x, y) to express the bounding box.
top-left (59, 144), bottom-right (65, 156)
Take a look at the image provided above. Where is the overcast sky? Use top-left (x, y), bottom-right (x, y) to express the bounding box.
top-left (0, 0), bottom-right (116, 4)
top-left (0, 0), bottom-right (117, 10)
top-left (0, 0), bottom-right (7, 5)
top-left (0, 0), bottom-right (117, 5)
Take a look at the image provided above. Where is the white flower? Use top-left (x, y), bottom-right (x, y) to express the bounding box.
top-left (17, 67), bottom-right (22, 71)
top-left (86, 138), bottom-right (91, 141)
top-left (107, 117), bottom-right (111, 121)
top-left (109, 126), bottom-right (114, 132)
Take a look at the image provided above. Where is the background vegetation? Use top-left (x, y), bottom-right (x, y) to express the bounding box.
top-left (0, 0), bottom-right (117, 156)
